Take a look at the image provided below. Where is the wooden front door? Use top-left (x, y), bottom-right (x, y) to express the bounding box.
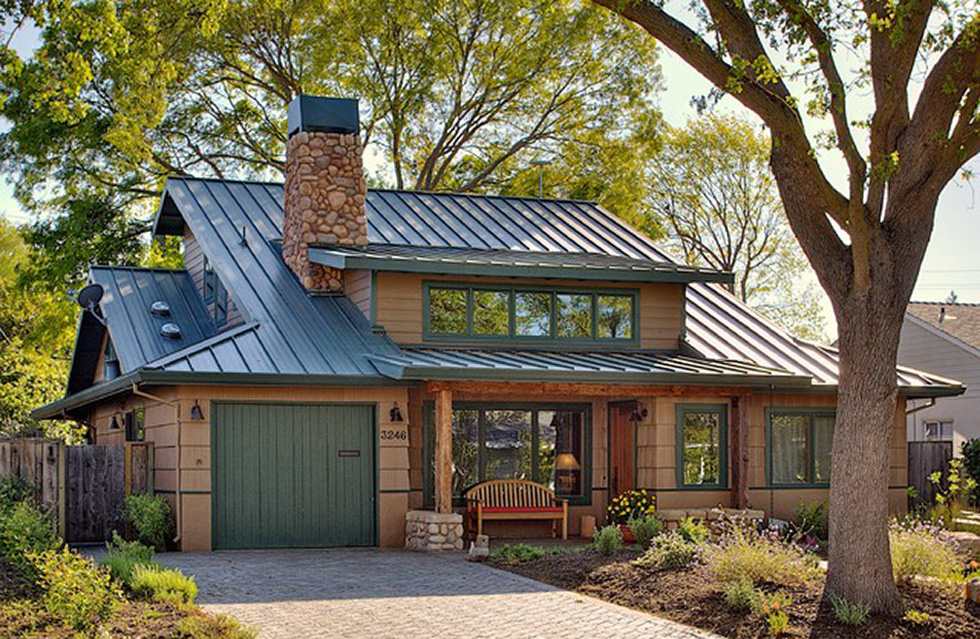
top-left (608, 403), bottom-right (636, 496)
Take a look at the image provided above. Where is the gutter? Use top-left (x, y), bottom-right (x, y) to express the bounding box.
top-left (130, 383), bottom-right (182, 545)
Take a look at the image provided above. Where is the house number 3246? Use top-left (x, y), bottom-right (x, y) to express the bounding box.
top-left (381, 430), bottom-right (407, 440)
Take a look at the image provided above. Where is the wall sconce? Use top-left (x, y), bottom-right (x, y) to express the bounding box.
top-left (630, 407), bottom-right (648, 422)
top-left (389, 402), bottom-right (404, 422)
top-left (109, 415), bottom-right (120, 430)
top-left (190, 401), bottom-right (205, 421)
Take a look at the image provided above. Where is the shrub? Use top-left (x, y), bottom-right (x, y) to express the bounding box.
top-left (593, 525), bottom-right (624, 555)
top-left (963, 438), bottom-right (980, 506)
top-left (607, 490), bottom-right (655, 525)
top-left (766, 611), bottom-right (789, 636)
top-left (0, 476), bottom-right (33, 512)
top-left (0, 500), bottom-right (59, 579)
top-left (32, 547), bottom-right (119, 634)
top-left (123, 494), bottom-right (173, 551)
top-left (750, 590), bottom-right (792, 617)
top-left (633, 531), bottom-right (698, 570)
top-left (889, 519), bottom-right (960, 584)
top-left (722, 580), bottom-right (756, 611)
top-left (177, 613), bottom-right (258, 639)
top-left (491, 543), bottom-right (546, 563)
top-left (677, 517), bottom-right (709, 543)
top-left (903, 610), bottom-right (931, 625)
top-left (702, 525), bottom-right (821, 587)
top-left (830, 595), bottom-right (870, 626)
top-left (130, 564), bottom-right (198, 605)
top-left (99, 532), bottom-right (158, 585)
top-left (628, 515), bottom-right (662, 549)
top-left (794, 501), bottom-right (829, 540)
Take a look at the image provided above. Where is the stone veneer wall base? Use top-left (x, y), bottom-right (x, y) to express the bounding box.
top-left (405, 510), bottom-right (465, 552)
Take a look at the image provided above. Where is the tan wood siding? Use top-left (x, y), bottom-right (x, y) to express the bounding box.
top-left (344, 269), bottom-right (373, 321)
top-left (374, 272), bottom-right (684, 349)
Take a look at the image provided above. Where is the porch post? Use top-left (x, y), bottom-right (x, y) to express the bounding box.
top-left (730, 395), bottom-right (750, 509)
top-left (434, 388), bottom-right (453, 514)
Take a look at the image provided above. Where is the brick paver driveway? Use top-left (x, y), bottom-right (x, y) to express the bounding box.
top-left (158, 549), bottom-right (720, 639)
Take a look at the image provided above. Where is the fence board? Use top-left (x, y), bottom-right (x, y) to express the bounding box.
top-left (908, 441), bottom-right (953, 508)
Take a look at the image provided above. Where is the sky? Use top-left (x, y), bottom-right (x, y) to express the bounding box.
top-left (1, 19), bottom-right (978, 337)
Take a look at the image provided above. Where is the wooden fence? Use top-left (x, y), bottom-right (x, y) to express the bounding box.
top-left (908, 441), bottom-right (953, 508)
top-left (0, 438), bottom-right (153, 543)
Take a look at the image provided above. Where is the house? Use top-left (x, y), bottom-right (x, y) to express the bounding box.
top-left (34, 96), bottom-right (962, 551)
top-left (900, 301), bottom-right (980, 455)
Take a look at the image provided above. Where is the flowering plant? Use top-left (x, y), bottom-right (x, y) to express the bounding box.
top-left (606, 490), bottom-right (655, 525)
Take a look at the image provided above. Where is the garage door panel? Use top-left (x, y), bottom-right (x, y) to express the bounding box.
top-left (212, 402), bottom-right (376, 549)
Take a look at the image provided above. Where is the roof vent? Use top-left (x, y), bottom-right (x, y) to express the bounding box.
top-left (150, 301), bottom-right (171, 316)
top-left (160, 323), bottom-right (181, 339)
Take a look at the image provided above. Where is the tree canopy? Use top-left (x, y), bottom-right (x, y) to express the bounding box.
top-left (593, 0), bottom-right (980, 613)
top-left (653, 114), bottom-right (826, 341)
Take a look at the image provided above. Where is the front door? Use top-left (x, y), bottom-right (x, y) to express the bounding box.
top-left (608, 403), bottom-right (636, 496)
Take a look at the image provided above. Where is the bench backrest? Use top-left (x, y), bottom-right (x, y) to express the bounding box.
top-left (465, 479), bottom-right (558, 508)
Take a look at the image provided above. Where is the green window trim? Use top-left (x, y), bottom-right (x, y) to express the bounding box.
top-left (765, 408), bottom-right (835, 488)
top-left (675, 404), bottom-right (728, 490)
top-left (422, 282), bottom-right (639, 346)
top-left (422, 401), bottom-right (593, 507)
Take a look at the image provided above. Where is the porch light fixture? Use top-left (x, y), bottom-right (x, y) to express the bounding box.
top-left (389, 403), bottom-right (404, 423)
top-left (109, 415), bottom-right (120, 430)
top-left (190, 401), bottom-right (205, 421)
top-left (630, 407), bottom-right (648, 422)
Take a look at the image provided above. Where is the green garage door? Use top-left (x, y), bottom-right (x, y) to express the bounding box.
top-left (212, 403), bottom-right (376, 549)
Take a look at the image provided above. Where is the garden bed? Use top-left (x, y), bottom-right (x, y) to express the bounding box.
top-left (0, 558), bottom-right (247, 639)
top-left (490, 549), bottom-right (980, 638)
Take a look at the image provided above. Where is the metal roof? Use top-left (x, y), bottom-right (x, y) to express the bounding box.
top-left (307, 244), bottom-right (733, 284)
top-left (367, 348), bottom-right (813, 387)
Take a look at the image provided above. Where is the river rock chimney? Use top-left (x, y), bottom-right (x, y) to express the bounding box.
top-left (282, 95), bottom-right (368, 291)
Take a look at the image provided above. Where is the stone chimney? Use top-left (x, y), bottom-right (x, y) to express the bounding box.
top-left (282, 95), bottom-right (368, 291)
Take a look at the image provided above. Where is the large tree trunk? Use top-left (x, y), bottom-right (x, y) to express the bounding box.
top-left (827, 295), bottom-right (904, 614)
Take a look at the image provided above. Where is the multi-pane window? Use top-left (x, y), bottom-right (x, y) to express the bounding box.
top-left (425, 284), bottom-right (635, 343)
top-left (677, 405), bottom-right (727, 488)
top-left (769, 410), bottom-right (834, 486)
top-left (923, 420), bottom-right (953, 442)
top-left (426, 404), bottom-right (589, 504)
top-left (125, 406), bottom-right (145, 442)
top-left (103, 338), bottom-right (120, 381)
top-left (203, 255), bottom-right (216, 304)
top-left (214, 277), bottom-right (229, 325)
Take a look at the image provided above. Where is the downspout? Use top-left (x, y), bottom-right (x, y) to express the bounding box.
top-left (132, 383), bottom-right (182, 544)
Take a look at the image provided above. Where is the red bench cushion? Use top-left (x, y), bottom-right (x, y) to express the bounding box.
top-left (482, 507), bottom-right (562, 513)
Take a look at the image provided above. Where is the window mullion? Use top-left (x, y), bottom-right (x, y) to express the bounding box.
top-left (591, 293), bottom-right (598, 340)
top-left (531, 411), bottom-right (539, 482)
top-left (478, 409), bottom-right (486, 482)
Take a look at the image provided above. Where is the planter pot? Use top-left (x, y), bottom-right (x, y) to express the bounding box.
top-left (619, 524), bottom-right (634, 544)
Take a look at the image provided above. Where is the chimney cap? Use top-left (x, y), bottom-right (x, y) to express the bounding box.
top-left (288, 95), bottom-right (359, 137)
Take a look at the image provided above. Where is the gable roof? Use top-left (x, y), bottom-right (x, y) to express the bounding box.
top-left (907, 301), bottom-right (980, 352)
top-left (36, 177), bottom-right (961, 419)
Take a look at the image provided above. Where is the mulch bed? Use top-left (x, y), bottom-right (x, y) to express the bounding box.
top-left (490, 549), bottom-right (980, 638)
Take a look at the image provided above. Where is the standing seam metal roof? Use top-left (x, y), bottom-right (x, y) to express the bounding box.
top-left (146, 178), bottom-right (958, 391)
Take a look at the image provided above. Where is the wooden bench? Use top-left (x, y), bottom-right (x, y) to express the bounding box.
top-left (465, 479), bottom-right (568, 540)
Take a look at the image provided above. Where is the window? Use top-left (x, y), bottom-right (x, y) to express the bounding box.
top-left (425, 283), bottom-right (637, 344)
top-left (203, 255), bottom-right (216, 304)
top-left (924, 420), bottom-right (953, 442)
top-left (102, 338), bottom-right (120, 381)
top-left (214, 276), bottom-right (228, 325)
top-left (125, 406), bottom-right (145, 442)
top-left (676, 405), bottom-right (727, 488)
top-left (425, 403), bottom-right (590, 505)
top-left (768, 410), bottom-right (835, 486)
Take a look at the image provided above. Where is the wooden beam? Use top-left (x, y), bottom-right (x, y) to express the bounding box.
top-left (730, 395), bottom-right (750, 509)
top-left (433, 388), bottom-right (453, 514)
top-left (426, 380), bottom-right (754, 398)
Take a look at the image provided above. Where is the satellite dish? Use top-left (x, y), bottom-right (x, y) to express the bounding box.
top-left (76, 283), bottom-right (104, 309)
top-left (74, 283), bottom-right (107, 327)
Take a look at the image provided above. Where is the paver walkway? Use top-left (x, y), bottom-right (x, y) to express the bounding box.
top-left (158, 549), bottom-right (722, 639)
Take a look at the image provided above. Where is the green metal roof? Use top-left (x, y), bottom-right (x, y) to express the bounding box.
top-left (308, 244), bottom-right (733, 284)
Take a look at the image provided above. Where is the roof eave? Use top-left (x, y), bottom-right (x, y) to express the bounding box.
top-left (307, 248), bottom-right (734, 285)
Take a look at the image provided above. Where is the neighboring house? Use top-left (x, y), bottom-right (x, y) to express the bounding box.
top-left (900, 301), bottom-right (980, 455)
top-left (34, 96), bottom-right (962, 552)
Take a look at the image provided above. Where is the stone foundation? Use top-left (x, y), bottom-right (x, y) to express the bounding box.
top-left (657, 507), bottom-right (766, 533)
top-left (405, 510), bottom-right (464, 552)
